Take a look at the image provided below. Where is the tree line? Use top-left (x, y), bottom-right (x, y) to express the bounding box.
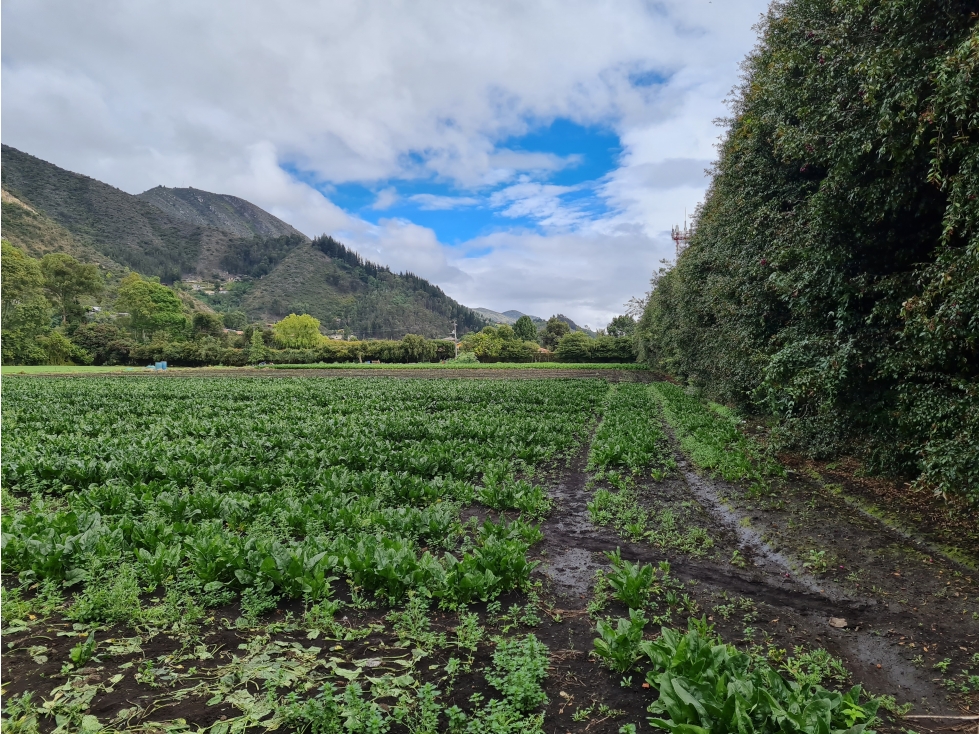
top-left (636, 0), bottom-right (977, 502)
top-left (1, 241), bottom-right (637, 367)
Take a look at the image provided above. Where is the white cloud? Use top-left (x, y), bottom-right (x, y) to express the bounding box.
top-left (488, 181), bottom-right (586, 228)
top-left (371, 187), bottom-right (399, 210)
top-left (1, 0), bottom-right (769, 326)
top-left (408, 194), bottom-right (480, 211)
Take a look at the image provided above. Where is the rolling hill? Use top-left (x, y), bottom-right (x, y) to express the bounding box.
top-left (475, 307), bottom-right (596, 335)
top-left (1, 145), bottom-right (487, 338)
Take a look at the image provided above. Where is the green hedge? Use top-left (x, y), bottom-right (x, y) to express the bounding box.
top-left (636, 0), bottom-right (978, 502)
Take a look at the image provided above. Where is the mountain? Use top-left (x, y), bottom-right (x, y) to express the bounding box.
top-left (233, 236), bottom-right (485, 337)
top-left (474, 307), bottom-right (519, 325)
top-left (1, 145), bottom-right (487, 338)
top-left (1, 145), bottom-right (240, 283)
top-left (137, 186), bottom-right (303, 240)
top-left (474, 308), bottom-right (546, 325)
top-left (475, 307), bottom-right (595, 336)
top-left (554, 313), bottom-right (597, 337)
top-left (1, 188), bottom-right (123, 269)
top-left (502, 309), bottom-right (545, 324)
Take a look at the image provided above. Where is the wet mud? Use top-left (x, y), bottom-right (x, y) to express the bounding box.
top-left (532, 434), bottom-right (978, 732)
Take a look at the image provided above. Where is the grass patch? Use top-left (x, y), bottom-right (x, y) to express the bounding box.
top-left (267, 361), bottom-right (650, 370)
top-left (649, 382), bottom-right (780, 483)
top-left (1, 365), bottom-right (135, 374)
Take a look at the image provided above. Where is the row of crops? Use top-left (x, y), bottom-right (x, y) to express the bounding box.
top-left (1, 379), bottom-right (772, 616)
top-left (1, 378), bottom-right (608, 610)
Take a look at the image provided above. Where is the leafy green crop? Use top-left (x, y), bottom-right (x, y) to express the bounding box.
top-left (589, 384), bottom-right (675, 478)
top-left (605, 549), bottom-right (668, 610)
top-left (642, 619), bottom-right (880, 734)
top-left (593, 609), bottom-right (647, 673)
top-left (1, 378), bottom-right (605, 615)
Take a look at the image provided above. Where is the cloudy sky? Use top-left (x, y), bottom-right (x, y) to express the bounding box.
top-left (2, 0), bottom-right (768, 328)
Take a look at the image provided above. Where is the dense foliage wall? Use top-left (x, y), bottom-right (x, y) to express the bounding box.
top-left (638, 1), bottom-right (978, 501)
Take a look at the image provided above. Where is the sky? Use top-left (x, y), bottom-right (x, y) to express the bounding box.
top-left (1, 0), bottom-right (769, 329)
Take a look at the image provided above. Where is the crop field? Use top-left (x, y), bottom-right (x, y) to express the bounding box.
top-left (1, 376), bottom-right (977, 734)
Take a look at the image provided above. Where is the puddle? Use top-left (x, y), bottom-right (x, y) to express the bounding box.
top-left (541, 547), bottom-right (604, 594)
top-left (845, 634), bottom-right (944, 706)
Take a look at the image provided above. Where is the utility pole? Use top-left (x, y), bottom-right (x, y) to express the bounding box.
top-left (452, 321), bottom-right (458, 358)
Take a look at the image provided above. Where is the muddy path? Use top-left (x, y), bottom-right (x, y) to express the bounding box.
top-left (530, 435), bottom-right (979, 733)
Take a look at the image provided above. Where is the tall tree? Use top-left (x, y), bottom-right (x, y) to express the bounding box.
top-left (1, 241), bottom-right (51, 364)
top-left (606, 314), bottom-right (636, 338)
top-left (2, 241), bottom-right (46, 331)
top-left (116, 273), bottom-right (187, 340)
top-left (637, 0), bottom-right (978, 501)
top-left (40, 253), bottom-right (102, 325)
top-left (540, 317), bottom-right (570, 350)
top-left (273, 313), bottom-right (323, 348)
top-left (513, 315), bottom-right (537, 342)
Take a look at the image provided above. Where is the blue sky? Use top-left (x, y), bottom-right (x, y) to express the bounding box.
top-left (2, 0), bottom-right (768, 325)
top-left (286, 119), bottom-right (623, 247)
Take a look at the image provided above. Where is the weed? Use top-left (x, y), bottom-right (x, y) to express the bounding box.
top-left (454, 611), bottom-right (484, 652)
top-left (873, 695), bottom-right (914, 719)
top-left (486, 634), bottom-right (549, 713)
top-left (388, 592), bottom-right (440, 650)
top-left (393, 683), bottom-right (442, 734)
top-left (343, 682), bottom-right (390, 734)
top-left (588, 570), bottom-right (611, 618)
top-left (2, 692), bottom-right (41, 734)
top-left (240, 583), bottom-right (280, 622)
top-left (649, 383), bottom-right (781, 483)
top-left (278, 682), bottom-right (343, 733)
top-left (67, 565), bottom-right (142, 625)
top-left (934, 658), bottom-right (951, 673)
top-left (783, 647), bottom-right (850, 686)
top-left (802, 549), bottom-right (830, 575)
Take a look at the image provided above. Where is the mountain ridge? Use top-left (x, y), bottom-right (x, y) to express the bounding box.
top-left (137, 186), bottom-right (305, 240)
top-left (0, 145), bottom-right (487, 338)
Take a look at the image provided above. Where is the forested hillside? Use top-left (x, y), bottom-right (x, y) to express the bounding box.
top-left (1, 145), bottom-right (233, 282)
top-left (231, 237), bottom-right (486, 338)
top-left (1, 145), bottom-right (487, 338)
top-left (638, 1), bottom-right (978, 501)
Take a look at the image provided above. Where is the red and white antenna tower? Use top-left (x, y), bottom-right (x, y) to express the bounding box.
top-left (671, 211), bottom-right (694, 258)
